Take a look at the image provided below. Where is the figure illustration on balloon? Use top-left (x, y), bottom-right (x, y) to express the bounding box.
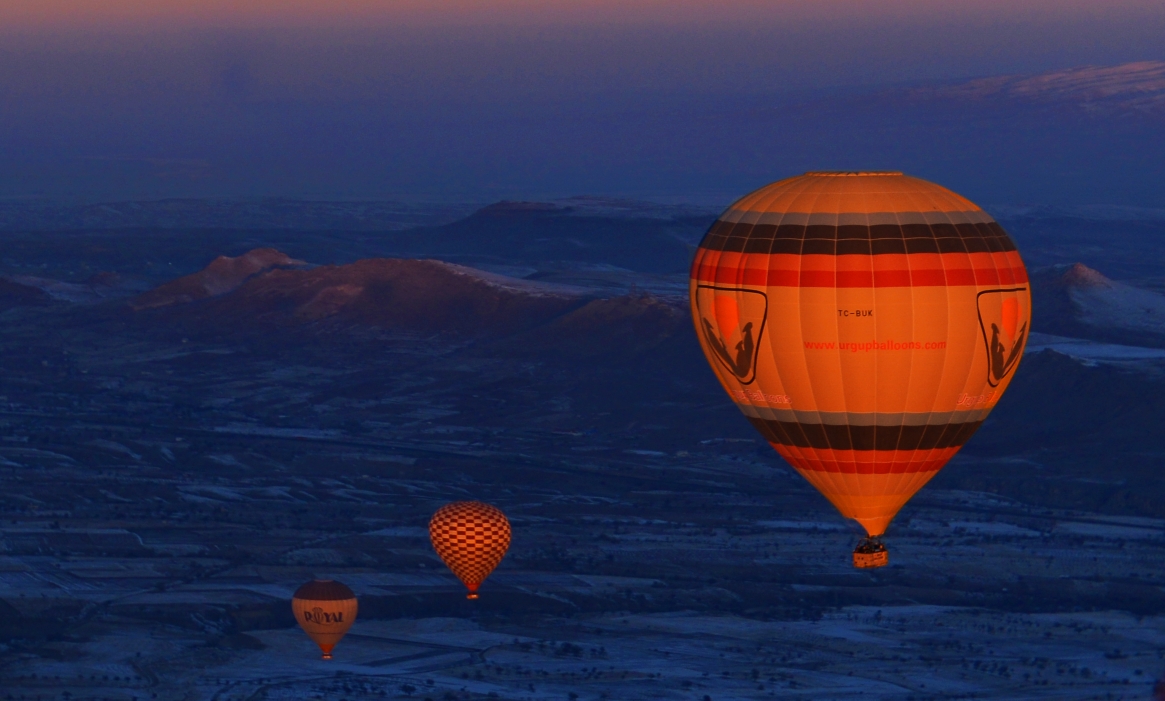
top-left (979, 291), bottom-right (1029, 386)
top-left (695, 287), bottom-right (768, 384)
top-left (702, 318), bottom-right (755, 379)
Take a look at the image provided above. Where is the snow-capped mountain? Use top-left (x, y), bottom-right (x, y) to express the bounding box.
top-left (914, 61), bottom-right (1165, 113)
top-left (1031, 263), bottom-right (1165, 347)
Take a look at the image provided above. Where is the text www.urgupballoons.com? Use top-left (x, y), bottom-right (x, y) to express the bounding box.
top-left (804, 340), bottom-right (948, 352)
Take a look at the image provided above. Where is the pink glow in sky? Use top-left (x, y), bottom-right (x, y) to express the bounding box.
top-left (5, 0), bottom-right (1162, 30)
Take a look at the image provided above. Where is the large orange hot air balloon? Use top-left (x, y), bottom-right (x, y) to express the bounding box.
top-left (429, 501), bottom-right (511, 599)
top-left (292, 579), bottom-right (358, 659)
top-left (690, 172), bottom-right (1030, 568)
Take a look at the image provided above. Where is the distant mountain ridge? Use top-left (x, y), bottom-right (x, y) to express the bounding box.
top-left (385, 201), bottom-right (713, 274)
top-left (151, 253), bottom-right (1165, 360)
top-left (495, 196), bottom-right (719, 221)
top-left (0, 197), bottom-right (719, 233)
top-left (14, 244), bottom-right (1165, 363)
top-left (140, 255), bottom-right (600, 338)
top-left (125, 251), bottom-right (703, 382)
top-left (0, 199), bottom-right (479, 232)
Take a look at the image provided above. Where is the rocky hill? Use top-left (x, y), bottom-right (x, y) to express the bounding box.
top-left (1030, 262), bottom-right (1165, 347)
top-left (130, 249), bottom-right (307, 310)
top-left (138, 254), bottom-right (600, 338)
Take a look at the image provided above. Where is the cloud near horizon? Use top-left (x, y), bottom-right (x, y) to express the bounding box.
top-left (1, 1), bottom-right (1163, 204)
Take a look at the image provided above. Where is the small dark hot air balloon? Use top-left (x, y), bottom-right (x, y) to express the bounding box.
top-left (690, 172), bottom-right (1030, 568)
top-left (429, 501), bottom-right (511, 599)
top-left (292, 579), bottom-right (357, 659)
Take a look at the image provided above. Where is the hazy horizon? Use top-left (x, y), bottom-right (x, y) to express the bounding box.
top-left (3, 1), bottom-right (1164, 204)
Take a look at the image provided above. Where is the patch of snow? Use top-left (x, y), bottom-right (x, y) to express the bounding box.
top-left (365, 526), bottom-right (429, 537)
top-left (211, 424), bottom-right (343, 439)
top-left (436, 260), bottom-right (594, 298)
top-left (1026, 332), bottom-right (1165, 365)
top-left (3, 275), bottom-right (106, 303)
top-left (179, 485), bottom-right (246, 501)
top-left (756, 520), bottom-right (847, 531)
top-left (947, 521), bottom-right (1044, 537)
top-left (1067, 276), bottom-right (1165, 338)
top-left (991, 203), bottom-right (1165, 221)
top-left (552, 195), bottom-right (721, 220)
top-left (921, 61), bottom-right (1165, 111)
top-left (1053, 521), bottom-right (1163, 540)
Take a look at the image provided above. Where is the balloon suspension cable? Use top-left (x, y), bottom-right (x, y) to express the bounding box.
top-left (853, 536), bottom-right (889, 569)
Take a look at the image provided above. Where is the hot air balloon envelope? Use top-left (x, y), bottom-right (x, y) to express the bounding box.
top-left (292, 579), bottom-right (357, 659)
top-left (429, 501), bottom-right (511, 599)
top-left (690, 172), bottom-right (1030, 564)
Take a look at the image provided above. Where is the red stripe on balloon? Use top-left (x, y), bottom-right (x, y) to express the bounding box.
top-left (691, 249), bottom-right (1028, 288)
top-left (771, 445), bottom-right (960, 474)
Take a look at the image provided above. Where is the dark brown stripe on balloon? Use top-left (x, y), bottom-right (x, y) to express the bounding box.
top-left (699, 221), bottom-right (1017, 255)
top-left (747, 418), bottom-right (983, 451)
top-left (293, 580), bottom-right (356, 600)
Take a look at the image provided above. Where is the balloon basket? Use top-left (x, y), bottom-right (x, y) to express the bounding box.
top-left (853, 538), bottom-right (889, 569)
top-left (466, 592), bottom-right (479, 600)
top-left (321, 652), bottom-right (333, 660)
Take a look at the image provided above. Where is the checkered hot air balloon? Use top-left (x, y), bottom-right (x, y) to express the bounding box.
top-left (690, 172), bottom-right (1030, 569)
top-left (429, 501), bottom-right (511, 599)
